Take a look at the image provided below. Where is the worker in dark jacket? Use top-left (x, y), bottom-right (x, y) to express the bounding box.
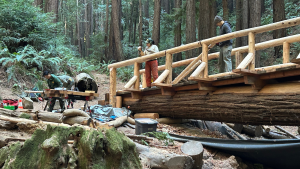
top-left (214, 15), bottom-right (233, 73)
top-left (43, 71), bottom-right (64, 112)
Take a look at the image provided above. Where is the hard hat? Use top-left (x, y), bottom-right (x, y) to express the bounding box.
top-left (145, 38), bottom-right (154, 44)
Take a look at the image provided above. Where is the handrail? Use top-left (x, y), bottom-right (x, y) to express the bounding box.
top-left (108, 17), bottom-right (300, 69)
top-left (139, 33), bottom-right (300, 74)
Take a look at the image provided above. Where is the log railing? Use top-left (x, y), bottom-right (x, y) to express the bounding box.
top-left (108, 17), bottom-right (300, 107)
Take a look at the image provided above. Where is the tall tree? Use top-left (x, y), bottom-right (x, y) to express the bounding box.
top-left (152, 0), bottom-right (161, 45)
top-left (222, 0), bottom-right (229, 21)
top-left (128, 1), bottom-right (134, 43)
top-left (198, 0), bottom-right (210, 47)
top-left (186, 0), bottom-right (196, 58)
top-left (34, 0), bottom-right (43, 9)
top-left (162, 0), bottom-right (170, 14)
top-left (249, 0), bottom-right (261, 67)
top-left (111, 0), bottom-right (123, 61)
top-left (242, 0), bottom-right (249, 47)
top-left (85, 0), bottom-right (93, 57)
top-left (104, 0), bottom-right (109, 61)
top-left (174, 0), bottom-right (182, 61)
top-left (209, 0), bottom-right (217, 38)
top-left (228, 0), bottom-right (234, 14)
top-left (144, 0), bottom-right (150, 35)
top-left (138, 0), bottom-right (143, 46)
top-left (273, 0), bottom-right (286, 58)
top-left (44, 0), bottom-right (59, 23)
top-left (77, 0), bottom-right (85, 58)
top-left (235, 0), bottom-right (242, 48)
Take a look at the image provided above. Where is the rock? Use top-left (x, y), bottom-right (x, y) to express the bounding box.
top-left (22, 97), bottom-right (33, 109)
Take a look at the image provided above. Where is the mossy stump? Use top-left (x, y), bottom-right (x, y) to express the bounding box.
top-left (0, 125), bottom-right (142, 169)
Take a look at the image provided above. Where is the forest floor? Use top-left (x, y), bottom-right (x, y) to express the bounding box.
top-left (0, 69), bottom-right (299, 169)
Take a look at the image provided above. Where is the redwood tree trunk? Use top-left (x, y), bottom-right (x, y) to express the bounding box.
top-left (44, 0), bottom-right (59, 23)
top-left (138, 0), bottom-right (143, 46)
top-left (174, 0), bottom-right (182, 62)
top-left (249, 0), bottom-right (261, 67)
top-left (242, 0), bottom-right (249, 47)
top-left (34, 0), bottom-right (43, 9)
top-left (185, 0), bottom-right (196, 59)
top-left (111, 0), bottom-right (123, 61)
top-left (235, 0), bottom-right (242, 48)
top-left (104, 0), bottom-right (109, 61)
top-left (209, 0), bottom-right (217, 39)
top-left (222, 0), bottom-right (228, 21)
top-left (273, 0), bottom-right (286, 58)
top-left (152, 0), bottom-right (161, 45)
top-left (198, 0), bottom-right (210, 54)
top-left (144, 0), bottom-right (149, 35)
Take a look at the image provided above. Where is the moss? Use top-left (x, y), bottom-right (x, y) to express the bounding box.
top-left (104, 128), bottom-right (142, 169)
top-left (19, 113), bottom-right (31, 119)
top-left (3, 142), bottom-right (22, 168)
top-left (1, 125), bottom-right (141, 169)
top-left (0, 146), bottom-right (9, 167)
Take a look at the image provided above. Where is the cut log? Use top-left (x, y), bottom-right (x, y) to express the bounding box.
top-left (233, 124), bottom-right (243, 133)
top-left (75, 73), bottom-right (98, 93)
top-left (135, 142), bottom-right (194, 169)
top-left (134, 113), bottom-right (159, 119)
top-left (37, 111), bottom-right (63, 123)
top-left (0, 115), bottom-right (37, 124)
top-left (122, 83), bottom-right (300, 125)
top-left (255, 125), bottom-right (263, 137)
top-left (156, 118), bottom-right (189, 124)
top-left (63, 109), bottom-right (90, 118)
top-left (0, 108), bottom-right (21, 117)
top-left (181, 141), bottom-right (203, 169)
top-left (107, 116), bottom-right (135, 127)
top-left (62, 116), bottom-right (91, 125)
top-left (116, 96), bottom-right (122, 108)
top-left (275, 126), bottom-right (299, 139)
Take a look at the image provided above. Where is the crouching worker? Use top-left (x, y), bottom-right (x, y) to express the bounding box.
top-left (138, 38), bottom-right (159, 88)
top-left (43, 71), bottom-right (65, 112)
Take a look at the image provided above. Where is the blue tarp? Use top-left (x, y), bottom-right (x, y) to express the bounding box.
top-left (90, 105), bottom-right (131, 122)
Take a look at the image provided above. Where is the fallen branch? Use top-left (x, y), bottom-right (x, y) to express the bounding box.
top-left (107, 116), bottom-right (135, 127)
top-left (63, 109), bottom-right (90, 118)
top-left (62, 116), bottom-right (91, 125)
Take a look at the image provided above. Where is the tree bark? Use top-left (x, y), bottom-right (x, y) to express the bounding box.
top-left (174, 0), bottom-right (182, 61)
top-left (85, 0), bottom-right (93, 58)
top-left (242, 0), bottom-right (249, 47)
top-left (122, 89), bottom-right (300, 126)
top-left (128, 1), bottom-right (134, 43)
top-left (34, 0), bottom-right (43, 9)
top-left (222, 0), bottom-right (229, 21)
top-left (138, 0), bottom-right (143, 46)
top-left (144, 0), bottom-right (150, 35)
top-left (104, 0), bottom-right (109, 61)
top-left (162, 0), bottom-right (170, 14)
top-left (236, 0), bottom-right (242, 48)
top-left (198, 0), bottom-right (210, 54)
top-left (228, 0), bottom-right (234, 15)
top-left (152, 0), bottom-right (161, 45)
top-left (111, 0), bottom-right (123, 61)
top-left (186, 0), bottom-right (196, 59)
top-left (44, 0), bottom-right (59, 23)
top-left (249, 0), bottom-right (261, 67)
top-left (209, 0), bottom-right (217, 39)
top-left (273, 0), bottom-right (286, 58)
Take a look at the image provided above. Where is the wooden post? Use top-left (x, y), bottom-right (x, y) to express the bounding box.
top-left (202, 43), bottom-right (209, 78)
top-left (142, 73), bottom-right (147, 88)
top-left (116, 96), bottom-right (122, 108)
top-left (248, 32), bottom-right (255, 70)
top-left (134, 62), bottom-right (140, 89)
top-left (283, 42), bottom-right (290, 63)
top-left (236, 53), bottom-right (254, 69)
top-left (165, 53), bottom-right (173, 84)
top-left (109, 68), bottom-right (116, 107)
top-left (124, 76), bottom-right (137, 89)
top-left (190, 62), bottom-right (205, 77)
top-left (235, 51), bottom-right (243, 68)
top-left (154, 70), bottom-right (170, 83)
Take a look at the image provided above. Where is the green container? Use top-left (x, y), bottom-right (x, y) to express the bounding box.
top-left (4, 106), bottom-right (15, 110)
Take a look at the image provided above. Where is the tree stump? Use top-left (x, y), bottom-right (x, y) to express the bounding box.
top-left (181, 141), bottom-right (204, 169)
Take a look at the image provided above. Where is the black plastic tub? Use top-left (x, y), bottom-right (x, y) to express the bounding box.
top-left (135, 118), bottom-right (158, 135)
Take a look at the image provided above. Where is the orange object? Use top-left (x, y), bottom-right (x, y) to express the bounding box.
top-left (18, 99), bottom-right (23, 109)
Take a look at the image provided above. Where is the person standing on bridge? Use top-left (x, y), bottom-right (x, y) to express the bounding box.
top-left (214, 15), bottom-right (233, 73)
top-left (138, 38), bottom-right (159, 88)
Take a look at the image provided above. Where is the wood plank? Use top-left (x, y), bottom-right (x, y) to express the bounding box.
top-left (188, 77), bottom-right (217, 82)
top-left (212, 77), bottom-right (244, 86)
top-left (151, 82), bottom-right (172, 87)
top-left (232, 68), bottom-right (259, 76)
top-left (260, 68), bottom-right (300, 79)
top-left (123, 88), bottom-right (141, 92)
top-left (161, 87), bottom-right (176, 96)
top-left (198, 82), bottom-right (216, 91)
top-left (174, 84), bottom-right (199, 91)
top-left (131, 91), bottom-right (142, 99)
top-left (291, 58), bottom-right (300, 64)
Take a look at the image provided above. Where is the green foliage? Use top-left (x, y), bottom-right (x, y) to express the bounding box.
top-left (143, 132), bottom-right (174, 146)
top-left (117, 66), bottom-right (134, 82)
top-left (19, 113), bottom-right (31, 119)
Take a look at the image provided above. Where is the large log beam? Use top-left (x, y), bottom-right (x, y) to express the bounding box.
top-left (122, 82), bottom-right (300, 126)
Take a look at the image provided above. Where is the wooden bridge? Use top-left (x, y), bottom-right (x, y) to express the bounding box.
top-left (107, 17), bottom-right (300, 126)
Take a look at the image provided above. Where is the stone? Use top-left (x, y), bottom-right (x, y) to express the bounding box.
top-left (22, 97), bottom-right (33, 109)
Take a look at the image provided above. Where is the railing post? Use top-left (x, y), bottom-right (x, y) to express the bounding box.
top-left (134, 62), bottom-right (140, 89)
top-left (165, 53), bottom-right (173, 84)
top-left (283, 42), bottom-right (290, 63)
top-left (202, 43), bottom-right (208, 78)
top-left (248, 32), bottom-right (255, 70)
top-left (142, 73), bottom-right (147, 88)
top-left (235, 51), bottom-right (243, 69)
top-left (109, 67), bottom-right (116, 107)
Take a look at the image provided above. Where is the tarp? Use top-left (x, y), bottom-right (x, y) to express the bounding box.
top-left (90, 105), bottom-right (131, 122)
top-left (168, 133), bottom-right (300, 169)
